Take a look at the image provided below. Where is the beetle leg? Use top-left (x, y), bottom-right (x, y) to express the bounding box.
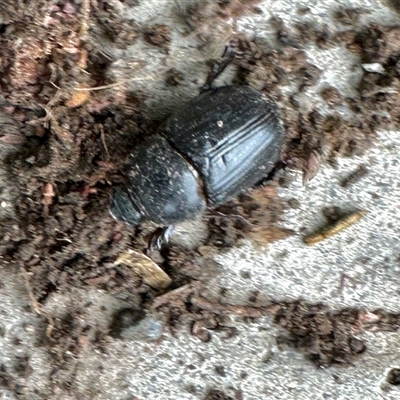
top-left (146, 225), bottom-right (175, 254)
top-left (201, 45), bottom-right (235, 92)
top-left (258, 160), bottom-right (288, 185)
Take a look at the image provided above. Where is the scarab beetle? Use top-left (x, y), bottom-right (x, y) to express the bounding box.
top-left (110, 85), bottom-right (285, 226)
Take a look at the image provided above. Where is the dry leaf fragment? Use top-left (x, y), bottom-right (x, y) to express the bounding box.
top-left (303, 150), bottom-right (321, 185)
top-left (65, 89), bottom-right (90, 108)
top-left (114, 249), bottom-right (171, 289)
top-left (41, 182), bottom-right (56, 215)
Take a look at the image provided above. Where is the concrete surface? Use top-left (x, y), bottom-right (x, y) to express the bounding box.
top-left (1, 0), bottom-right (400, 399)
top-left (214, 129), bottom-right (400, 312)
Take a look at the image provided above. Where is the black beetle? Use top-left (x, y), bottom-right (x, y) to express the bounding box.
top-left (110, 85), bottom-right (284, 226)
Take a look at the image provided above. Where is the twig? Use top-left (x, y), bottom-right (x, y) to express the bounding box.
top-left (79, 0), bottom-right (91, 41)
top-left (98, 125), bottom-right (110, 158)
top-left (21, 267), bottom-right (55, 339)
top-left (72, 76), bottom-right (156, 92)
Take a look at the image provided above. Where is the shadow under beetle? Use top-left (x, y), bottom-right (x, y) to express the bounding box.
top-left (110, 85), bottom-right (285, 227)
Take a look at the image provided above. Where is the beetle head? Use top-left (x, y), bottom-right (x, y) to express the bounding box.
top-left (109, 186), bottom-right (145, 226)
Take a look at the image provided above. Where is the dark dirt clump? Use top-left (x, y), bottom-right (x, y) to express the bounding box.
top-left (274, 303), bottom-right (400, 367)
top-left (144, 24), bottom-right (171, 52)
top-left (0, 0), bottom-right (160, 306)
top-left (274, 301), bottom-right (366, 367)
top-left (230, 17), bottom-right (400, 183)
top-left (109, 307), bottom-right (146, 338)
top-left (152, 289), bottom-right (400, 367)
top-left (175, 0), bottom-right (262, 43)
top-left (204, 389), bottom-right (235, 400)
top-left (205, 185), bottom-right (293, 249)
top-left (386, 368), bottom-right (400, 385)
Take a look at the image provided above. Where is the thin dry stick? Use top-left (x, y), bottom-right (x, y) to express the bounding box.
top-left (72, 76), bottom-right (157, 91)
top-left (151, 282), bottom-right (201, 309)
top-left (190, 296), bottom-right (275, 318)
top-left (98, 125), bottom-right (110, 158)
top-left (79, 0), bottom-right (91, 40)
top-left (21, 267), bottom-right (55, 339)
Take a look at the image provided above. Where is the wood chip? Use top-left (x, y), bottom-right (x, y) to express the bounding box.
top-left (114, 249), bottom-right (171, 289)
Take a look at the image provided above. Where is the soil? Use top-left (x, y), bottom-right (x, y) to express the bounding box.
top-left (1, 0), bottom-right (400, 397)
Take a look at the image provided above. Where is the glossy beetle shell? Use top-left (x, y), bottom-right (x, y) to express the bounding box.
top-left (110, 85), bottom-right (285, 225)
